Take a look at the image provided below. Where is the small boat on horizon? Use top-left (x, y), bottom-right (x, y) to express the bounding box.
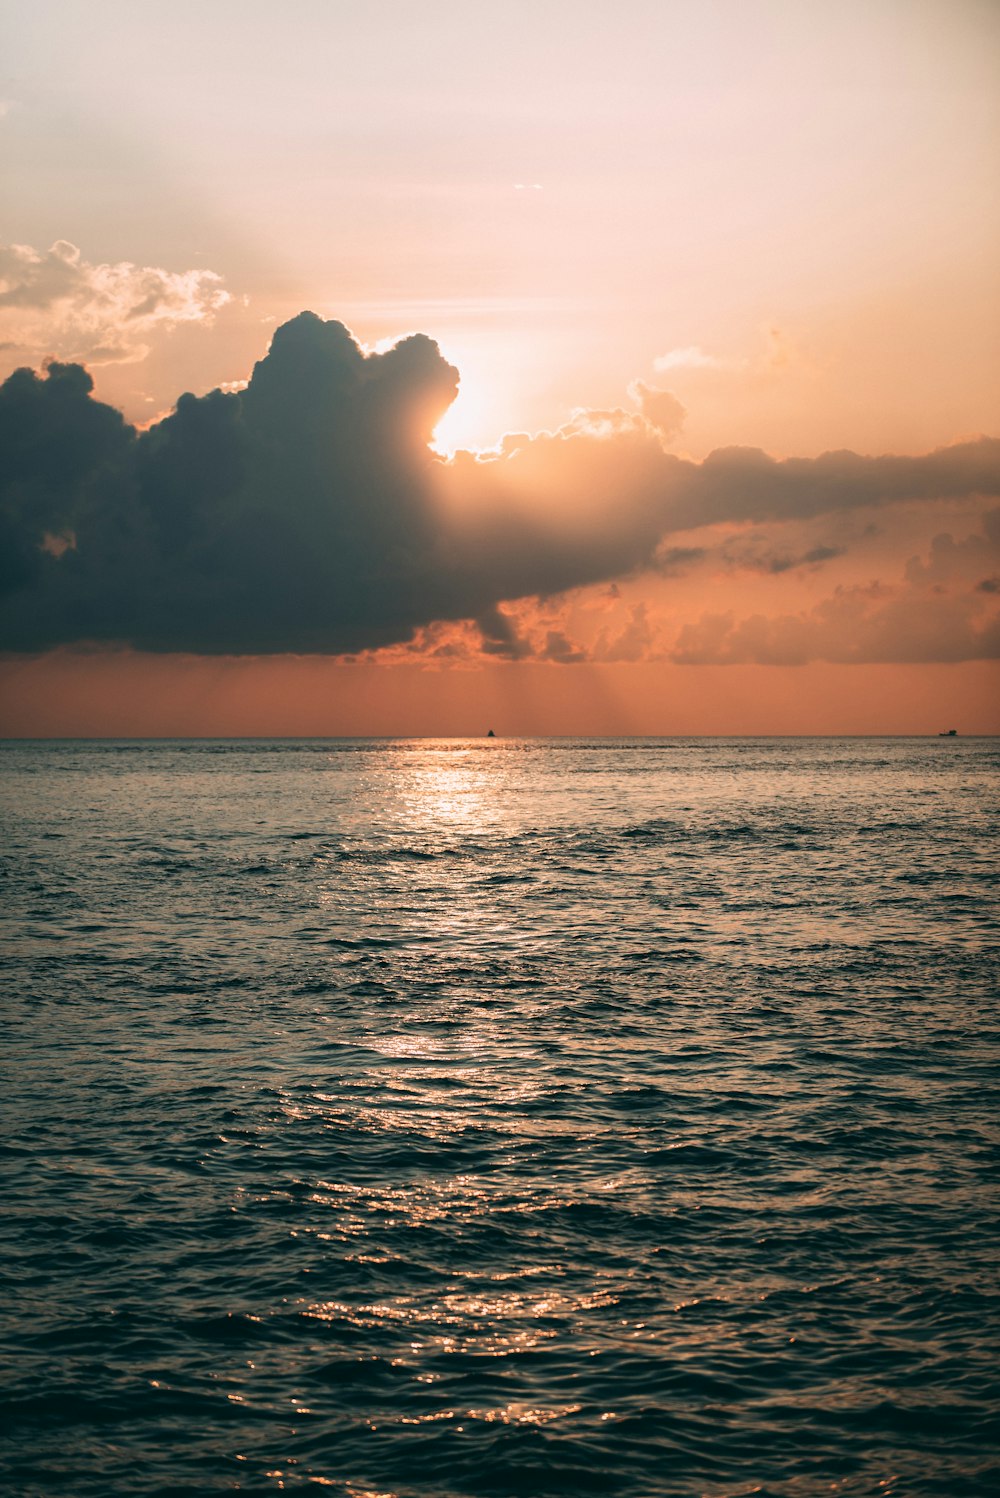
top-left (938, 728), bottom-right (958, 736)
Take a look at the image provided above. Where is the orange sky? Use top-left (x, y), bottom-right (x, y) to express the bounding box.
top-left (3, 651), bottom-right (997, 738)
top-left (1, 0), bottom-right (998, 735)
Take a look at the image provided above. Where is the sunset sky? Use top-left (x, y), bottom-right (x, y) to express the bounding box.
top-left (1, 0), bottom-right (998, 734)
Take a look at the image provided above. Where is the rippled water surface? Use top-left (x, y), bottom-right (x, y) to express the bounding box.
top-left (2, 737), bottom-right (998, 1497)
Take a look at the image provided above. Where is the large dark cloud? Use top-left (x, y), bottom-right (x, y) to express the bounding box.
top-left (0, 360), bottom-right (133, 599)
top-left (1, 311), bottom-right (999, 655)
top-left (1, 314), bottom-right (460, 652)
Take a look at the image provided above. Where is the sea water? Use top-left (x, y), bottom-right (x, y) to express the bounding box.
top-left (1, 737), bottom-right (998, 1497)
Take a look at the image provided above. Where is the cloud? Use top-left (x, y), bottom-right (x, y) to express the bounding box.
top-left (0, 240), bottom-right (229, 367)
top-left (652, 326), bottom-right (804, 380)
top-left (1, 311), bottom-right (998, 658)
top-left (672, 588), bottom-right (1000, 665)
top-left (660, 509), bottom-right (1000, 665)
top-left (654, 545), bottom-right (707, 575)
top-left (0, 360), bottom-right (133, 599)
top-left (670, 443), bottom-right (1000, 532)
top-left (594, 602), bottom-right (658, 662)
top-left (653, 345), bottom-right (734, 373)
top-left (627, 380), bottom-right (686, 440)
top-left (475, 605), bottom-right (531, 659)
top-left (903, 509), bottom-right (1000, 588)
top-left (718, 539), bottom-right (845, 574)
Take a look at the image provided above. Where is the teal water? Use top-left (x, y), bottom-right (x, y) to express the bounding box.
top-left (1, 738), bottom-right (998, 1496)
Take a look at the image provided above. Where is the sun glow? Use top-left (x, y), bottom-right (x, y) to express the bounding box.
top-left (431, 376), bottom-right (499, 456)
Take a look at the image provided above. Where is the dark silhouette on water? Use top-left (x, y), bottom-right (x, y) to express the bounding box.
top-left (486, 728), bottom-right (496, 737)
top-left (939, 728), bottom-right (958, 736)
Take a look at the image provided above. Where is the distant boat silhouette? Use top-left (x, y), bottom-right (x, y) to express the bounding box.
top-left (938, 729), bottom-right (958, 736)
top-left (486, 728), bottom-right (496, 737)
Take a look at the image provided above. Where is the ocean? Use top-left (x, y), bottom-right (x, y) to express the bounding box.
top-left (1, 736), bottom-right (998, 1497)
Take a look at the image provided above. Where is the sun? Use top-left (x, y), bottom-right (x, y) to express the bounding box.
top-left (431, 373), bottom-right (499, 456)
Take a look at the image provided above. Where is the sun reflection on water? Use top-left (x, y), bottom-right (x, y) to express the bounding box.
top-left (391, 746), bottom-right (511, 835)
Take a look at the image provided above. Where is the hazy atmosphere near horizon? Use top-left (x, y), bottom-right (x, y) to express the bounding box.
top-left (2, 6), bottom-right (999, 1498)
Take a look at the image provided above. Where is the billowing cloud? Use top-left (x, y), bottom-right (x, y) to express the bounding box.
top-left (1, 311), bottom-right (998, 659)
top-left (0, 240), bottom-right (229, 367)
top-left (627, 380), bottom-right (686, 440)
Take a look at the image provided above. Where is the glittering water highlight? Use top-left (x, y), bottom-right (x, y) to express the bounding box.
top-left (1, 737), bottom-right (998, 1497)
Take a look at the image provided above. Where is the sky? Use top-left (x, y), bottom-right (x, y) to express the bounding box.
top-left (1, 0), bottom-right (998, 735)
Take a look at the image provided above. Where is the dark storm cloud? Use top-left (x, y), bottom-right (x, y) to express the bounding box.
top-left (1, 311), bottom-right (999, 656)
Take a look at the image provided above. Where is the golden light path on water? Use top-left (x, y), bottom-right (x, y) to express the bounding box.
top-left (303, 745), bottom-right (676, 1439)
